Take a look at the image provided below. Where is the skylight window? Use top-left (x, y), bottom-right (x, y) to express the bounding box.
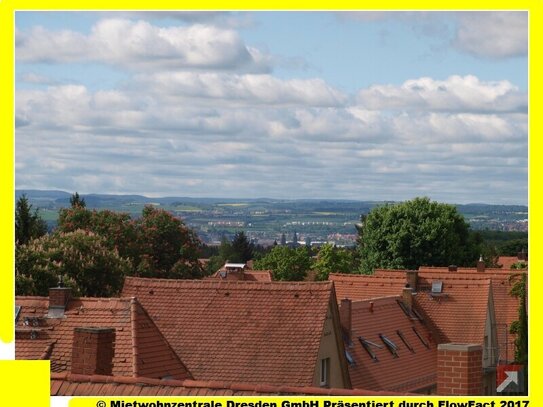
top-left (396, 330), bottom-right (415, 353)
top-left (411, 308), bottom-right (424, 322)
top-left (345, 350), bottom-right (356, 366)
top-left (358, 336), bottom-right (382, 362)
top-left (412, 327), bottom-right (430, 349)
top-left (396, 299), bottom-right (410, 317)
top-left (379, 334), bottom-right (399, 358)
top-left (431, 281), bottom-right (443, 294)
top-left (396, 299), bottom-right (422, 321)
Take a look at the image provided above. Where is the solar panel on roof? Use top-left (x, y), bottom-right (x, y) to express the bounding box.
top-left (15, 306), bottom-right (21, 323)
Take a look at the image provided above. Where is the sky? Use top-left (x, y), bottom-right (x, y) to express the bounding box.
top-left (15, 11), bottom-right (528, 204)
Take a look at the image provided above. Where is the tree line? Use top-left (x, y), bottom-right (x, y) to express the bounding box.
top-left (16, 193), bottom-right (204, 297)
top-left (16, 194), bottom-right (526, 295)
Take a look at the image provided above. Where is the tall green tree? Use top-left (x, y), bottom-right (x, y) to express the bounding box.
top-left (134, 206), bottom-right (204, 279)
top-left (206, 237), bottom-right (234, 274)
top-left (357, 197), bottom-right (480, 274)
top-left (253, 246), bottom-right (312, 281)
top-left (58, 206), bottom-right (138, 261)
top-left (69, 192), bottom-right (86, 208)
top-left (313, 243), bottom-right (354, 281)
top-left (230, 231), bottom-right (254, 263)
top-left (15, 194), bottom-right (47, 245)
top-left (57, 205), bottom-right (204, 280)
top-left (16, 230), bottom-right (131, 297)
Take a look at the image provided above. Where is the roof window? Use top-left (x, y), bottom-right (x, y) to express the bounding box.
top-left (396, 330), bottom-right (415, 353)
top-left (412, 327), bottom-right (430, 349)
top-left (345, 350), bottom-right (356, 366)
top-left (431, 281), bottom-right (443, 294)
top-left (379, 334), bottom-right (399, 358)
top-left (358, 336), bottom-right (382, 362)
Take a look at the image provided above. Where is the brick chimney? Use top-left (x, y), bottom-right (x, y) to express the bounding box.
top-left (402, 287), bottom-right (413, 312)
top-left (339, 299), bottom-right (352, 342)
top-left (406, 271), bottom-right (418, 290)
top-left (477, 256), bottom-right (485, 273)
top-left (437, 343), bottom-right (483, 395)
top-left (448, 265), bottom-right (458, 272)
top-left (48, 287), bottom-right (72, 317)
top-left (71, 327), bottom-right (115, 376)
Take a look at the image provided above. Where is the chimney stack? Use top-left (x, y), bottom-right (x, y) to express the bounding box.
top-left (71, 327), bottom-right (115, 376)
top-left (339, 298), bottom-right (352, 342)
top-left (402, 287), bottom-right (414, 312)
top-left (477, 256), bottom-right (485, 273)
top-left (48, 287), bottom-right (72, 317)
top-left (437, 343), bottom-right (483, 395)
top-left (406, 271), bottom-right (418, 290)
top-left (448, 265), bottom-right (458, 272)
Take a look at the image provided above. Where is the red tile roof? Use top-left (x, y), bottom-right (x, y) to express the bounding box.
top-left (330, 273), bottom-right (407, 302)
top-left (15, 338), bottom-right (55, 360)
top-left (15, 296), bottom-right (192, 380)
top-left (376, 267), bottom-right (524, 362)
top-left (346, 296), bottom-right (437, 393)
top-left (122, 277), bottom-right (335, 387)
top-left (206, 269), bottom-right (273, 282)
top-left (50, 372), bottom-right (414, 396)
top-left (412, 279), bottom-right (491, 345)
top-left (497, 256), bottom-right (526, 270)
top-left (417, 266), bottom-right (516, 274)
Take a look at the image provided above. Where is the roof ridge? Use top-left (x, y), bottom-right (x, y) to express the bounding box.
top-left (125, 277), bottom-right (333, 290)
top-left (329, 273), bottom-right (406, 280)
top-left (50, 373), bottom-right (414, 396)
top-left (15, 296), bottom-right (49, 300)
top-left (351, 295), bottom-right (401, 305)
top-left (75, 296), bottom-right (132, 302)
top-left (423, 278), bottom-right (493, 285)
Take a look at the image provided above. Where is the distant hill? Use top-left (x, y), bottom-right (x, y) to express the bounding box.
top-left (15, 190), bottom-right (528, 239)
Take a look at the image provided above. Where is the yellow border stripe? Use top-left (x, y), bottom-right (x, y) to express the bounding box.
top-left (528, 0), bottom-right (541, 399)
top-left (0, 0), bottom-right (15, 345)
top-left (0, 361), bottom-right (50, 405)
top-left (1, 3), bottom-right (539, 406)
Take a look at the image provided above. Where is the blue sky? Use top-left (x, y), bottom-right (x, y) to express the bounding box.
top-left (15, 11), bottom-right (528, 204)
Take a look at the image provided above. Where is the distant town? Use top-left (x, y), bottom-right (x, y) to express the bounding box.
top-left (16, 189), bottom-right (528, 247)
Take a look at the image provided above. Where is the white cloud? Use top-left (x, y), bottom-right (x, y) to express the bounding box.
top-left (454, 12), bottom-right (527, 58)
top-left (133, 72), bottom-right (347, 107)
top-left (337, 11), bottom-right (527, 59)
top-left (18, 72), bottom-right (59, 85)
top-left (356, 75), bottom-right (527, 113)
top-left (16, 18), bottom-right (271, 72)
top-left (15, 72), bottom-right (527, 203)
